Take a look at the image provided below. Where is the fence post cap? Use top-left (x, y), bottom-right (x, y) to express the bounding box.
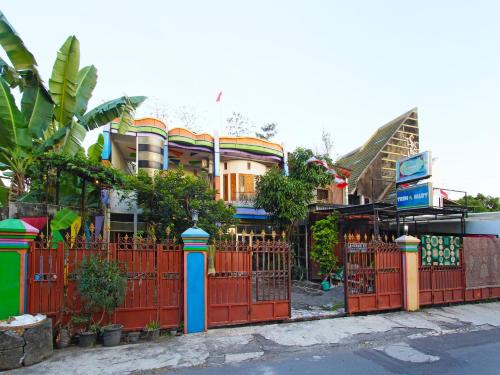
top-left (181, 226), bottom-right (210, 251)
top-left (395, 235), bottom-right (420, 244)
top-left (0, 219), bottom-right (39, 250)
top-left (181, 227), bottom-right (209, 239)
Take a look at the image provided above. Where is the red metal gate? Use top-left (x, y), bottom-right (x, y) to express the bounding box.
top-left (29, 235), bottom-right (289, 329)
top-left (207, 239), bottom-right (291, 327)
top-left (345, 240), bottom-right (403, 314)
top-left (207, 241), bottom-right (251, 326)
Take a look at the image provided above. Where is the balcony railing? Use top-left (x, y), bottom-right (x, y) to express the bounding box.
top-left (230, 192), bottom-right (257, 207)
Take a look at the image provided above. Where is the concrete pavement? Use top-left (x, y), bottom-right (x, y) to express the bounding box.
top-left (8, 301), bottom-right (500, 375)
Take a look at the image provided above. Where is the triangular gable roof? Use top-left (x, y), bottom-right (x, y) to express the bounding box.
top-left (337, 108), bottom-right (418, 194)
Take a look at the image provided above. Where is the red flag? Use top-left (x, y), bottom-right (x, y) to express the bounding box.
top-left (440, 189), bottom-right (449, 199)
top-left (216, 91), bottom-right (222, 103)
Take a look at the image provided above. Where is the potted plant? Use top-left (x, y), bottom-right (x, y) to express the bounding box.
top-left (143, 320), bottom-right (160, 341)
top-left (75, 255), bottom-right (127, 347)
top-left (70, 314), bottom-right (99, 348)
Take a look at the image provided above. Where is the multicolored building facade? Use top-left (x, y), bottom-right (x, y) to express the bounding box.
top-left (101, 118), bottom-right (304, 236)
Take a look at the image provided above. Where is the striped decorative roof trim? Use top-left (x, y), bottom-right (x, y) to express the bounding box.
top-left (168, 128), bottom-right (214, 149)
top-left (219, 141), bottom-right (283, 157)
top-left (111, 123), bottom-right (168, 138)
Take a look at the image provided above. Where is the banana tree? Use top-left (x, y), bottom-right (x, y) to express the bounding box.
top-left (45, 35), bottom-right (146, 154)
top-left (0, 11), bottom-right (146, 201)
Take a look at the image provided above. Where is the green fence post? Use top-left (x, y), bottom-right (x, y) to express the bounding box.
top-left (0, 219), bottom-right (39, 320)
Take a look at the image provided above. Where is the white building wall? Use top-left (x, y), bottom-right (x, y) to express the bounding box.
top-left (219, 160), bottom-right (268, 202)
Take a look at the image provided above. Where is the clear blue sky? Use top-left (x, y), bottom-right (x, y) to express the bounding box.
top-left (3, 1), bottom-right (500, 196)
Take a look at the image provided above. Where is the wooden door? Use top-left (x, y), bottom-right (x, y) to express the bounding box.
top-left (223, 175), bottom-right (228, 201)
top-left (230, 174), bottom-right (236, 201)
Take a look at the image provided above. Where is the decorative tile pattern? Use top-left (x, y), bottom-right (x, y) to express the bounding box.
top-left (421, 235), bottom-right (461, 266)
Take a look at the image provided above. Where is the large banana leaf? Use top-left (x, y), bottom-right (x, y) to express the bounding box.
top-left (87, 133), bottom-right (103, 161)
top-left (116, 99), bottom-right (135, 134)
top-left (50, 207), bottom-right (78, 231)
top-left (0, 11), bottom-right (37, 71)
top-left (61, 120), bottom-right (86, 155)
top-left (49, 36), bottom-right (79, 128)
top-left (80, 95), bottom-right (146, 130)
top-left (74, 65), bottom-right (97, 117)
top-left (21, 71), bottom-right (54, 139)
top-left (0, 56), bottom-right (21, 87)
top-left (35, 126), bottom-right (68, 153)
top-left (0, 77), bottom-right (30, 150)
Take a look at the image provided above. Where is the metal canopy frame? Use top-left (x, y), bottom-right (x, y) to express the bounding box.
top-left (335, 202), bottom-right (468, 237)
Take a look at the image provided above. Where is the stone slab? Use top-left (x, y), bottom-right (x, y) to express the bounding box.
top-left (23, 318), bottom-right (53, 366)
top-left (0, 346), bottom-right (23, 371)
top-left (0, 330), bottom-right (25, 350)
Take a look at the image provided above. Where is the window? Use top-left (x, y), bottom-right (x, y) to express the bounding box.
top-left (238, 174), bottom-right (255, 193)
top-left (247, 162), bottom-right (251, 170)
top-left (239, 175), bottom-right (245, 192)
top-left (224, 162), bottom-right (228, 170)
top-left (317, 189), bottom-right (329, 201)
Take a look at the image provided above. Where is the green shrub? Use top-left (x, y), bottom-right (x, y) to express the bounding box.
top-left (144, 320), bottom-right (160, 331)
top-left (75, 255), bottom-right (127, 325)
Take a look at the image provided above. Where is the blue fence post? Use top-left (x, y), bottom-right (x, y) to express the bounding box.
top-left (181, 226), bottom-right (209, 333)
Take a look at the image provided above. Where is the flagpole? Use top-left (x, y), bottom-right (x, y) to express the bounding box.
top-left (218, 92), bottom-right (223, 133)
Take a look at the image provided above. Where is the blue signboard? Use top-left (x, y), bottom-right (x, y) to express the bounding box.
top-left (396, 183), bottom-right (433, 210)
top-left (396, 151), bottom-right (432, 184)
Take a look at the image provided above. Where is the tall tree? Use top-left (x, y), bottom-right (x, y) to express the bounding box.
top-left (225, 112), bottom-right (253, 136)
top-left (255, 122), bottom-right (278, 140)
top-left (254, 167), bottom-right (312, 232)
top-left (255, 148), bottom-right (331, 232)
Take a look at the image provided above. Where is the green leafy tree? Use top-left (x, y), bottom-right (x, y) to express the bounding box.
top-left (24, 150), bottom-right (127, 219)
top-left (457, 194), bottom-right (500, 213)
top-left (255, 148), bottom-right (332, 232)
top-left (129, 167), bottom-right (238, 239)
top-left (255, 166), bottom-right (314, 232)
top-left (288, 147), bottom-right (332, 188)
top-left (310, 213), bottom-right (339, 281)
top-left (0, 11), bottom-right (145, 200)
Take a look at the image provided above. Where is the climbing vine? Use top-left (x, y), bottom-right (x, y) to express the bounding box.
top-left (310, 213), bottom-right (339, 280)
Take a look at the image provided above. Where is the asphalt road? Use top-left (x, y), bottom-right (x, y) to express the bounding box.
top-left (165, 328), bottom-right (500, 375)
